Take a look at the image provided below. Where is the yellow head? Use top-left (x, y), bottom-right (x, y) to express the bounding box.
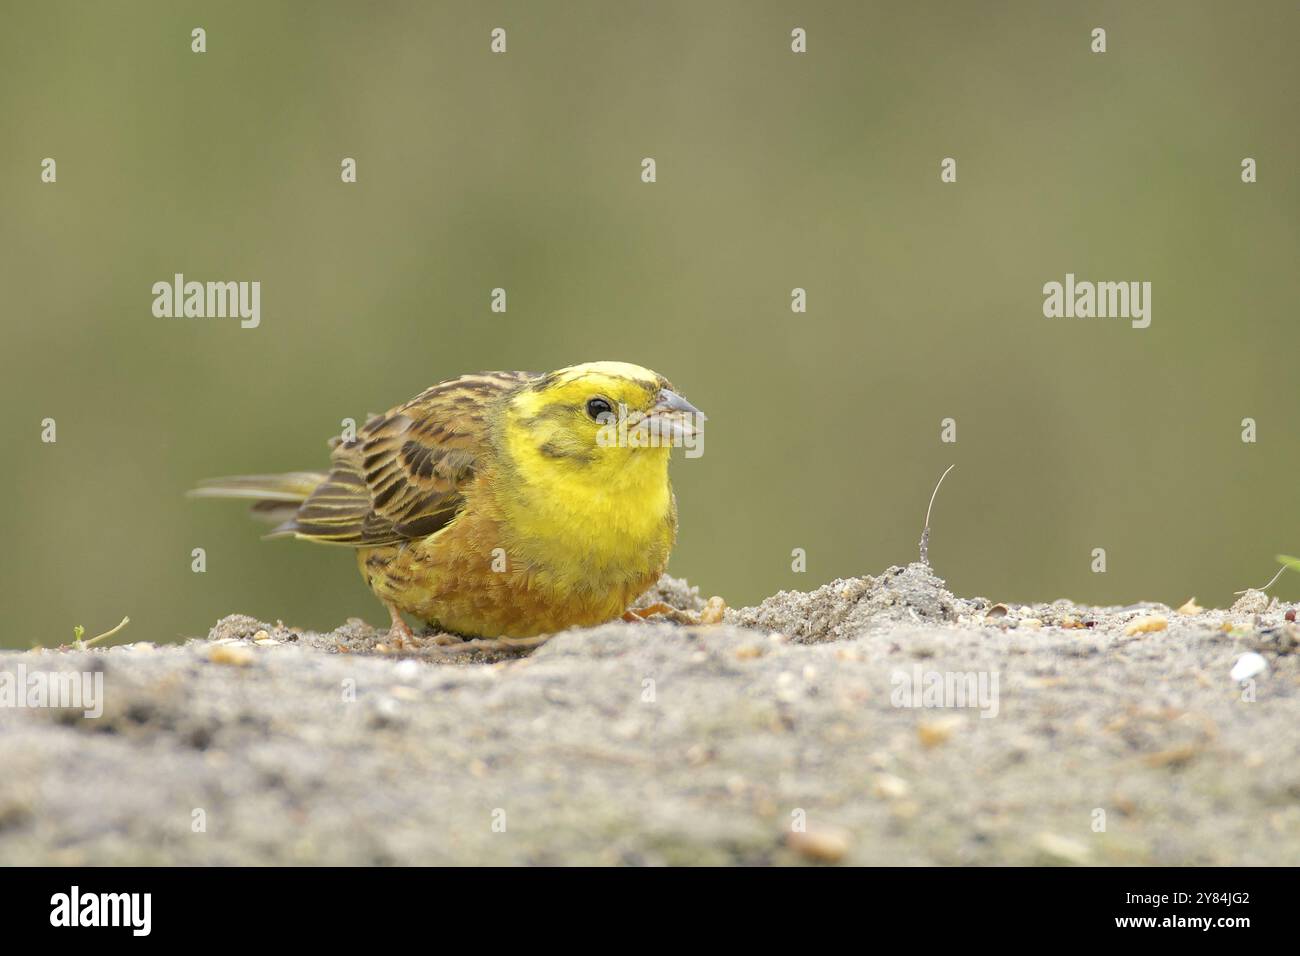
top-left (500, 361), bottom-right (704, 493)
top-left (489, 361), bottom-right (702, 598)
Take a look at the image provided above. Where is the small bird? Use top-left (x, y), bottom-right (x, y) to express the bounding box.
top-left (191, 361), bottom-right (704, 640)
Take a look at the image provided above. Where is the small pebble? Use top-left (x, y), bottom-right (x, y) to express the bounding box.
top-left (699, 596), bottom-right (727, 625)
top-left (1230, 652), bottom-right (1267, 683)
top-left (207, 644), bottom-right (254, 667)
top-left (872, 773), bottom-right (910, 799)
top-left (1034, 832), bottom-right (1092, 866)
top-left (787, 826), bottom-right (851, 863)
top-left (917, 716), bottom-right (962, 749)
top-left (1123, 615), bottom-right (1168, 636)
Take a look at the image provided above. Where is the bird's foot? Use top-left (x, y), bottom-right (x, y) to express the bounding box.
top-left (626, 602), bottom-right (679, 621)
top-left (385, 605), bottom-right (418, 649)
top-left (624, 596), bottom-right (727, 626)
top-left (425, 632), bottom-right (465, 647)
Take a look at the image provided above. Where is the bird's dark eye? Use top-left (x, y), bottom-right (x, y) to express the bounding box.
top-left (586, 397), bottom-right (614, 421)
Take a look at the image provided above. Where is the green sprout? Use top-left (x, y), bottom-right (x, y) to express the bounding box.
top-left (68, 617), bottom-right (130, 651)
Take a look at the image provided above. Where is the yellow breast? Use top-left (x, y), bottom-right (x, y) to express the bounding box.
top-left (361, 445), bottom-right (677, 638)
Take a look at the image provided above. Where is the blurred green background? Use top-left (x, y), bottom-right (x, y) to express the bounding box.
top-left (2, 1), bottom-right (1297, 647)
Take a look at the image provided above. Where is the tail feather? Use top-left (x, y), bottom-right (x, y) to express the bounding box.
top-left (188, 472), bottom-right (328, 526)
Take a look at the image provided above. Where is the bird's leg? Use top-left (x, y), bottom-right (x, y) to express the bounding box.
top-left (385, 602), bottom-right (415, 646)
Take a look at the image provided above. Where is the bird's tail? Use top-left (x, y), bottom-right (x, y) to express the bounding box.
top-left (188, 471), bottom-right (328, 528)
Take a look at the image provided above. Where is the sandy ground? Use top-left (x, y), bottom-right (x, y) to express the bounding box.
top-left (1, 564), bottom-right (1297, 865)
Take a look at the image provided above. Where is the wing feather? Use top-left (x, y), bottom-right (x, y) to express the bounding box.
top-left (285, 371), bottom-right (535, 546)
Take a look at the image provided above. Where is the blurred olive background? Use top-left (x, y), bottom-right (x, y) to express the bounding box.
top-left (2, 1), bottom-right (1297, 648)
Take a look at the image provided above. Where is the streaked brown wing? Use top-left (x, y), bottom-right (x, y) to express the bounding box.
top-left (285, 370), bottom-right (536, 546)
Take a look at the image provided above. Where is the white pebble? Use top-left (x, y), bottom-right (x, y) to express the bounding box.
top-left (1230, 652), bottom-right (1267, 682)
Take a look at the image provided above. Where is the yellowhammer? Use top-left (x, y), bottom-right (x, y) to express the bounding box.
top-left (191, 361), bottom-right (704, 640)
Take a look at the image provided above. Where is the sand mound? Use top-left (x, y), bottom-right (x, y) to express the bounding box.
top-left (729, 563), bottom-right (982, 643)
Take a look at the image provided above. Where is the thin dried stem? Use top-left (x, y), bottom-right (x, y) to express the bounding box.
top-left (919, 464), bottom-right (956, 566)
top-left (1234, 565), bottom-right (1286, 596)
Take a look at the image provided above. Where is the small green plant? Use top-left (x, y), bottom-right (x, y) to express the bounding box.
top-left (68, 617), bottom-right (130, 651)
top-left (1278, 555), bottom-right (1300, 574)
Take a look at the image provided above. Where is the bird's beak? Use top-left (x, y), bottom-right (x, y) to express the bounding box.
top-left (652, 389), bottom-right (705, 420)
top-left (646, 389), bottom-right (706, 444)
